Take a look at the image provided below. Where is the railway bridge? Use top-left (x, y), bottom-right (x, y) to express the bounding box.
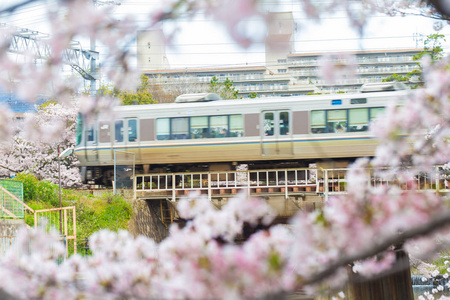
top-left (133, 166), bottom-right (450, 227)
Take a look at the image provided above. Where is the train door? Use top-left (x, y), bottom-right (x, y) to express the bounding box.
top-left (98, 120), bottom-right (113, 164)
top-left (84, 123), bottom-right (98, 162)
top-left (261, 110), bottom-right (293, 156)
top-left (113, 118), bottom-right (141, 162)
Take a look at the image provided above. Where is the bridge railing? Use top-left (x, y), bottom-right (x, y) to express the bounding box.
top-left (322, 166), bottom-right (450, 200)
top-left (134, 166), bottom-right (450, 201)
top-left (134, 168), bottom-right (319, 201)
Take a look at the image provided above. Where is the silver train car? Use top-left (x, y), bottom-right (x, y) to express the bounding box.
top-left (74, 86), bottom-right (410, 185)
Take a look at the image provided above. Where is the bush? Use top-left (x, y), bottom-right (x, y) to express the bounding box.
top-left (13, 173), bottom-right (39, 201)
top-left (13, 173), bottom-right (59, 206)
top-left (74, 192), bottom-right (132, 245)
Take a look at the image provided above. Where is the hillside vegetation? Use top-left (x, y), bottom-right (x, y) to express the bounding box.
top-left (13, 173), bottom-right (132, 246)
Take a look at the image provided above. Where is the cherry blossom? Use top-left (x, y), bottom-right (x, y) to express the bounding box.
top-left (0, 0), bottom-right (449, 299)
top-left (0, 102), bottom-right (81, 186)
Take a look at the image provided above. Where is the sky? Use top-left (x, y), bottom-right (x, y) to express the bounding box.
top-left (1, 0), bottom-right (450, 69)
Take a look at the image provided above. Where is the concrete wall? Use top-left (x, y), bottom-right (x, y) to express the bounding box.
top-left (129, 199), bottom-right (169, 243)
top-left (0, 219), bottom-right (24, 237)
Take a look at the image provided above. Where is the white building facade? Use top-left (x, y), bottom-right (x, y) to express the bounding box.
top-left (138, 13), bottom-right (421, 99)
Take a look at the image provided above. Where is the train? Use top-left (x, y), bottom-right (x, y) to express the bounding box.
top-left (74, 83), bottom-right (412, 185)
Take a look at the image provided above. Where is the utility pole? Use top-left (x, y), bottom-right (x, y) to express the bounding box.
top-left (90, 34), bottom-right (97, 96)
top-left (90, 0), bottom-right (121, 96)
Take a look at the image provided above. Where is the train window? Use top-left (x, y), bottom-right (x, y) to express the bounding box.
top-left (210, 116), bottom-right (228, 138)
top-left (263, 112), bottom-right (274, 136)
top-left (99, 121), bottom-right (111, 143)
top-left (348, 108), bottom-right (369, 132)
top-left (229, 115), bottom-right (243, 137)
top-left (191, 116), bottom-right (209, 139)
top-left (171, 118), bottom-right (189, 139)
top-left (279, 112), bottom-right (289, 135)
top-left (156, 118), bottom-right (170, 140)
top-left (327, 110), bottom-right (347, 133)
top-left (311, 111), bottom-right (326, 133)
top-left (128, 119), bottom-right (138, 142)
top-left (87, 128), bottom-right (95, 142)
top-left (351, 98), bottom-right (367, 104)
top-left (370, 107), bottom-right (386, 121)
top-left (115, 120), bottom-right (124, 142)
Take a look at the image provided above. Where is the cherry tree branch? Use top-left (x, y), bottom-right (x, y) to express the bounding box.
top-left (0, 163), bottom-right (21, 173)
top-left (304, 209), bottom-right (450, 285)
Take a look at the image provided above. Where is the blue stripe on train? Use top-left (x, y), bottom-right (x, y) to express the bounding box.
top-left (74, 136), bottom-right (376, 152)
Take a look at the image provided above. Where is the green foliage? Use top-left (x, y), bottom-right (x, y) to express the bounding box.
top-left (268, 251), bottom-right (283, 272)
top-left (248, 92), bottom-right (258, 98)
top-left (120, 75), bottom-right (156, 105)
top-left (97, 84), bottom-right (118, 96)
top-left (14, 174), bottom-right (132, 238)
top-left (413, 33), bottom-right (446, 62)
top-left (13, 173), bottom-right (58, 205)
top-left (382, 73), bottom-right (410, 82)
top-left (209, 76), bottom-right (220, 94)
top-left (38, 100), bottom-right (58, 110)
top-left (208, 76), bottom-right (239, 99)
top-left (97, 75), bottom-right (157, 105)
top-left (75, 192), bottom-right (132, 240)
top-left (383, 34), bottom-right (445, 84)
top-left (20, 183), bottom-right (132, 251)
top-left (13, 173), bottom-right (39, 201)
top-left (25, 200), bottom-right (55, 227)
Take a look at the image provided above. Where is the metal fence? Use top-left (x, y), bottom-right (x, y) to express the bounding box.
top-left (0, 180), bottom-right (24, 219)
top-left (34, 206), bottom-right (77, 257)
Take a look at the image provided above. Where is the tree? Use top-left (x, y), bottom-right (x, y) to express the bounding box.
top-left (248, 92), bottom-right (258, 98)
top-left (0, 0), bottom-right (450, 299)
top-left (383, 33), bottom-right (446, 84)
top-left (0, 103), bottom-right (81, 187)
top-left (208, 76), bottom-right (239, 99)
top-left (97, 75), bottom-right (156, 105)
top-left (146, 76), bottom-right (204, 103)
top-left (382, 73), bottom-right (410, 83)
top-left (414, 33), bottom-right (446, 62)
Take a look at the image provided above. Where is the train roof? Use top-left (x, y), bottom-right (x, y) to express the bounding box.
top-left (114, 89), bottom-right (412, 113)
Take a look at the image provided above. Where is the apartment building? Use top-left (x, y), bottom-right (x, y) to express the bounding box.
top-left (139, 12), bottom-right (421, 99)
top-left (287, 49), bottom-right (420, 94)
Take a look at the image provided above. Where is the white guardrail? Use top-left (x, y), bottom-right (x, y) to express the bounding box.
top-left (134, 167), bottom-right (450, 201)
top-left (134, 168), bottom-right (318, 201)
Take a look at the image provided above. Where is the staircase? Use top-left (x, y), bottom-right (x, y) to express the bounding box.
top-left (160, 200), bottom-right (174, 227)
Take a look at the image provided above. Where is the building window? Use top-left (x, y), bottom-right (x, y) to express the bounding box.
top-left (278, 69), bottom-right (287, 73)
top-left (148, 57), bottom-right (151, 62)
top-left (147, 42), bottom-right (151, 49)
top-left (278, 59), bottom-right (287, 63)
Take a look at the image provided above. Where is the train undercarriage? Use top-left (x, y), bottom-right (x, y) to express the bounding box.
top-left (81, 158), bottom-right (358, 187)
